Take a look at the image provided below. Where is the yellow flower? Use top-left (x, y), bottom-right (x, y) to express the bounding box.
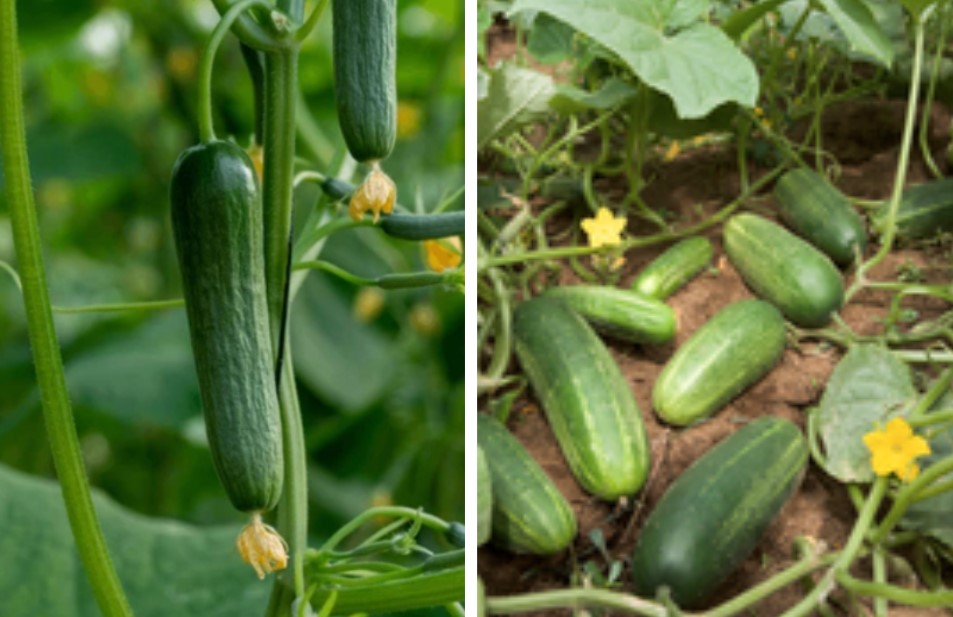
top-left (353, 287), bottom-right (385, 322)
top-left (349, 163), bottom-right (396, 222)
top-left (580, 207), bottom-right (626, 248)
top-left (409, 303), bottom-right (441, 336)
top-left (663, 141), bottom-right (681, 162)
top-left (236, 513), bottom-right (289, 579)
top-left (754, 105), bottom-right (765, 117)
top-left (423, 236), bottom-right (462, 272)
top-left (862, 417), bottom-right (931, 482)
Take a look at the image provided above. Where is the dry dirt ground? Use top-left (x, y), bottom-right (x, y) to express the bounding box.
top-left (478, 97), bottom-right (953, 616)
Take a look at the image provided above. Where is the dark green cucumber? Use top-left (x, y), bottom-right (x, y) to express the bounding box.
top-left (874, 178), bottom-right (953, 240)
top-left (321, 177), bottom-right (464, 240)
top-left (477, 414), bottom-right (577, 554)
top-left (477, 445), bottom-right (492, 546)
top-left (652, 300), bottom-right (785, 426)
top-left (774, 168), bottom-right (867, 266)
top-left (724, 213), bottom-right (844, 328)
top-left (631, 237), bottom-right (713, 299)
top-left (543, 286), bottom-right (675, 345)
top-left (513, 297), bottom-right (650, 500)
top-left (445, 523), bottom-right (465, 549)
top-left (332, 0), bottom-right (396, 162)
top-left (632, 417), bottom-right (808, 608)
top-left (170, 140), bottom-right (282, 513)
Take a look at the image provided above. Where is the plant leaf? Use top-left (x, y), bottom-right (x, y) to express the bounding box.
top-left (510, 0), bottom-right (758, 118)
top-left (477, 63), bottom-right (555, 149)
top-left (781, 0), bottom-right (894, 68)
top-left (0, 463), bottom-right (268, 617)
top-left (817, 345), bottom-right (917, 482)
top-left (527, 13), bottom-right (576, 64)
top-left (549, 78), bottom-right (637, 114)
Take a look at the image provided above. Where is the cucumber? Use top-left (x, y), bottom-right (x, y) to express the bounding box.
top-left (477, 445), bottom-right (492, 546)
top-left (513, 297), bottom-right (651, 500)
top-left (774, 168), bottom-right (867, 266)
top-left (320, 176), bottom-right (464, 240)
top-left (332, 0), bottom-right (396, 163)
top-left (477, 414), bottom-right (577, 554)
top-left (632, 417), bottom-right (808, 608)
top-left (724, 213), bottom-right (844, 328)
top-left (631, 237), bottom-right (712, 299)
top-left (170, 140), bottom-right (282, 513)
top-left (652, 300), bottom-right (785, 426)
top-left (445, 522), bottom-right (465, 549)
top-left (542, 285), bottom-right (676, 345)
top-left (873, 178), bottom-right (953, 240)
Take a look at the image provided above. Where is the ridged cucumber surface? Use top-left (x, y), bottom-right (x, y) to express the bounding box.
top-left (632, 417), bottom-right (808, 608)
top-left (543, 286), bottom-right (676, 345)
top-left (170, 140), bottom-right (283, 513)
top-left (513, 297), bottom-right (650, 500)
top-left (724, 213), bottom-right (844, 328)
top-left (477, 445), bottom-right (492, 546)
top-left (874, 178), bottom-right (953, 240)
top-left (477, 414), bottom-right (576, 554)
top-left (332, 0), bottom-right (396, 162)
top-left (774, 168), bottom-right (867, 266)
top-left (631, 237), bottom-right (713, 299)
top-left (652, 300), bottom-right (786, 426)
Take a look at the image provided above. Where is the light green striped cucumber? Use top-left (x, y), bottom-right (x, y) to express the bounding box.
top-left (543, 285), bottom-right (675, 345)
top-left (332, 0), bottom-right (396, 163)
top-left (170, 140), bottom-right (282, 513)
top-left (477, 414), bottom-right (576, 554)
top-left (632, 417), bottom-right (808, 607)
top-left (652, 299), bottom-right (786, 426)
top-left (513, 297), bottom-right (650, 500)
top-left (477, 445), bottom-right (492, 546)
top-left (631, 236), bottom-right (713, 299)
top-left (724, 213), bottom-right (844, 328)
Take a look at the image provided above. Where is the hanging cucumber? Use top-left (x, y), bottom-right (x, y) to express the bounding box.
top-left (170, 140), bottom-right (286, 578)
top-left (513, 297), bottom-right (651, 501)
top-left (333, 0), bottom-right (398, 222)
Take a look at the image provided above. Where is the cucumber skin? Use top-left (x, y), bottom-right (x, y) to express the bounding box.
top-left (332, 0), bottom-right (396, 162)
top-left (652, 300), bottom-right (785, 426)
top-left (631, 236), bottom-right (713, 299)
top-left (724, 213), bottom-right (844, 328)
top-left (774, 168), bottom-right (867, 266)
top-left (632, 417), bottom-right (807, 608)
top-left (513, 297), bottom-right (651, 500)
top-left (875, 178), bottom-right (953, 240)
top-left (170, 141), bottom-right (283, 513)
top-left (477, 445), bottom-right (492, 546)
top-left (477, 415), bottom-right (577, 555)
top-left (543, 286), bottom-right (676, 345)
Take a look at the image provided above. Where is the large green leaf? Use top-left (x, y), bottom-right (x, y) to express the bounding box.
top-left (817, 345), bottom-right (917, 482)
top-left (510, 0), bottom-right (758, 118)
top-left (65, 311), bottom-right (201, 430)
top-left (527, 12), bottom-right (576, 64)
top-left (0, 463), bottom-right (268, 617)
top-left (780, 0), bottom-right (894, 68)
top-left (549, 78), bottom-right (637, 115)
top-left (476, 63), bottom-right (555, 149)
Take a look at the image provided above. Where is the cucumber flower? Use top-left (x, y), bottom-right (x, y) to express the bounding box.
top-left (349, 163), bottom-right (396, 222)
top-left (581, 207), bottom-right (626, 248)
top-left (862, 417), bottom-right (931, 482)
top-left (423, 236), bottom-right (462, 272)
top-left (236, 513), bottom-right (289, 579)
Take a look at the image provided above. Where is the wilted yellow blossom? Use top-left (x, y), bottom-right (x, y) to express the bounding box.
top-left (349, 163), bottom-right (396, 222)
top-left (236, 513), bottom-right (289, 579)
top-left (423, 236), bottom-right (462, 272)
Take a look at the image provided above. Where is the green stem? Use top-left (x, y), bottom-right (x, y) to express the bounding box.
top-left (918, 1), bottom-right (948, 179)
top-left (307, 565), bottom-right (463, 614)
top-left (296, 0), bottom-right (330, 41)
top-left (198, 0), bottom-right (271, 142)
top-left (487, 589), bottom-right (669, 617)
top-left (872, 455), bottom-right (953, 543)
top-left (211, 0), bottom-right (287, 51)
top-left (52, 299), bottom-right (184, 314)
top-left (292, 260), bottom-right (458, 289)
top-left (314, 507), bottom-right (451, 559)
top-left (848, 15), bottom-right (926, 301)
top-left (836, 570), bottom-right (953, 605)
top-left (0, 2), bottom-right (133, 615)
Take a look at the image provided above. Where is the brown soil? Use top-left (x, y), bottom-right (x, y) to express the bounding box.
top-left (479, 97), bottom-right (953, 616)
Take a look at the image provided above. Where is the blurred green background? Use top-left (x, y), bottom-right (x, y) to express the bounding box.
top-left (0, 0), bottom-right (463, 544)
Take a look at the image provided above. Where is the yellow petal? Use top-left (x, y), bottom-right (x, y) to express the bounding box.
top-left (236, 513), bottom-right (289, 580)
top-left (903, 435), bottom-right (931, 458)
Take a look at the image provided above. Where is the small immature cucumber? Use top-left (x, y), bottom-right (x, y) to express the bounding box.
top-left (631, 237), bottom-right (713, 299)
top-left (514, 297), bottom-right (651, 500)
top-left (477, 414), bottom-right (577, 554)
top-left (170, 140), bottom-right (283, 513)
top-left (652, 299), bottom-right (785, 426)
top-left (774, 168), bottom-right (867, 266)
top-left (543, 285), bottom-right (676, 345)
top-left (873, 178), bottom-right (953, 240)
top-left (477, 445), bottom-right (492, 546)
top-left (332, 0), bottom-right (396, 163)
top-left (632, 417), bottom-right (808, 608)
top-left (724, 213), bottom-right (844, 328)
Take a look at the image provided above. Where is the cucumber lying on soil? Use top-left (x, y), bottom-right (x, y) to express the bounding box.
top-left (543, 285), bottom-right (676, 345)
top-left (631, 236), bottom-right (713, 299)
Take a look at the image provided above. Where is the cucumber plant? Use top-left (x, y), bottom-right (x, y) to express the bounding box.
top-left (0, 1), bottom-right (463, 616)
